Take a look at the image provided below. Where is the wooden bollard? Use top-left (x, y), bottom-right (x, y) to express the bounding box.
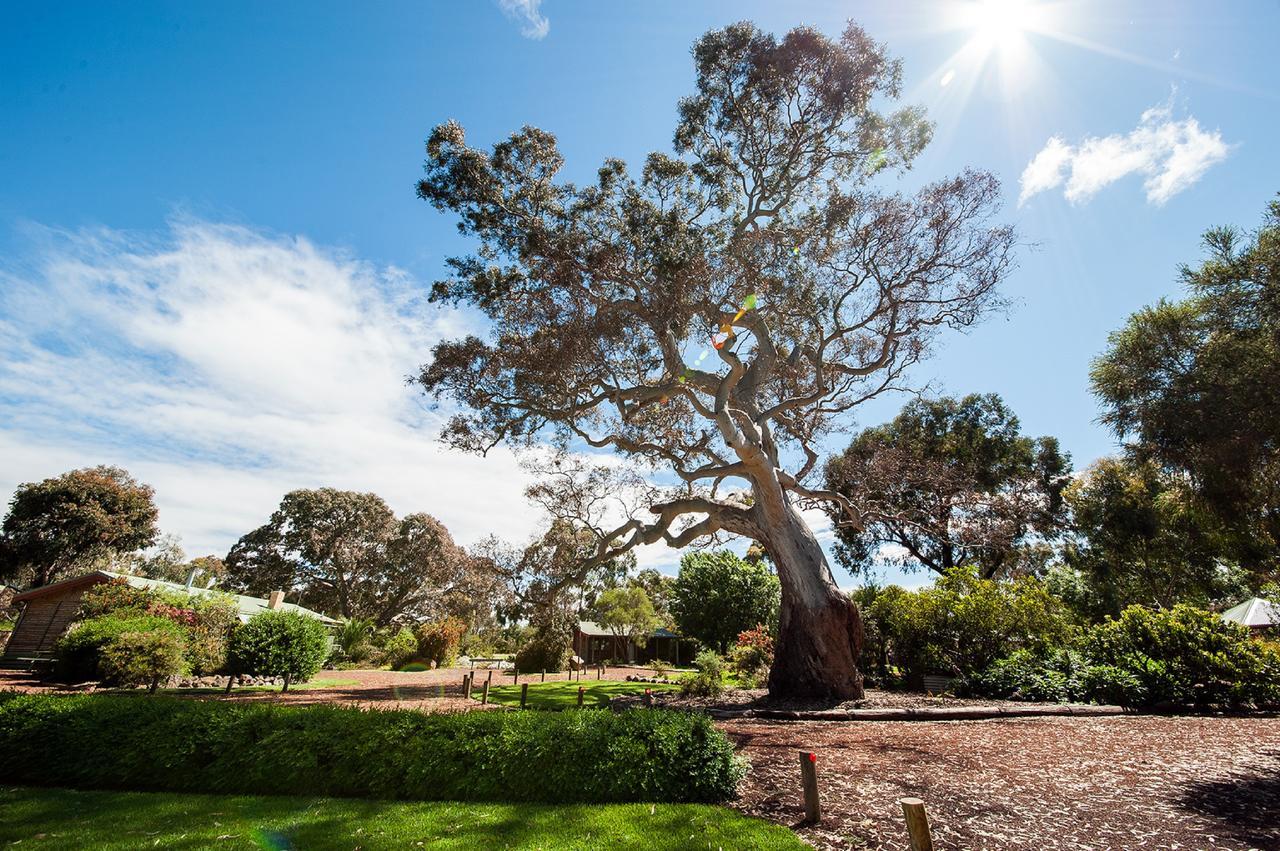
top-left (541, 669), bottom-right (546, 682)
top-left (899, 797), bottom-right (933, 851)
top-left (514, 669), bottom-right (519, 684)
top-left (520, 683), bottom-right (529, 709)
top-left (464, 673), bottom-right (472, 699)
top-left (596, 665), bottom-right (602, 680)
top-left (577, 685), bottom-right (585, 707)
top-left (481, 680), bottom-right (490, 704)
top-left (487, 670), bottom-right (493, 685)
top-left (799, 752), bottom-right (820, 824)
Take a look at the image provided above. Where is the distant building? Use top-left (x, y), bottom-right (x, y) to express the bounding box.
top-left (572, 620), bottom-right (694, 666)
top-left (0, 570), bottom-right (338, 670)
top-left (1221, 597), bottom-right (1279, 634)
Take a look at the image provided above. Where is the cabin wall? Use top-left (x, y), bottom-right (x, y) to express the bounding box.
top-left (1, 587), bottom-right (91, 660)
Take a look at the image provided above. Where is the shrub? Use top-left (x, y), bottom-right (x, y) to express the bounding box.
top-left (513, 629), bottom-right (572, 673)
top-left (1076, 664), bottom-right (1146, 707)
top-left (78, 579), bottom-right (156, 619)
top-left (681, 650), bottom-right (725, 698)
top-left (98, 631), bottom-right (188, 693)
top-left (0, 694), bottom-right (746, 804)
top-left (728, 625), bottom-right (774, 687)
top-left (56, 615), bottom-right (186, 682)
top-left (1082, 604), bottom-right (1280, 708)
top-left (227, 610), bottom-right (329, 691)
top-left (415, 617), bottom-right (467, 669)
top-left (333, 617), bottom-right (377, 666)
top-left (868, 567), bottom-right (1076, 687)
top-left (974, 648), bottom-right (1086, 702)
top-left (184, 597), bottom-right (239, 676)
top-left (649, 659), bottom-right (670, 679)
top-left (382, 626), bottom-right (419, 670)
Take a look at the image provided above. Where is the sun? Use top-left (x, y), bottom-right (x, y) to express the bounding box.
top-left (958, 0), bottom-right (1044, 52)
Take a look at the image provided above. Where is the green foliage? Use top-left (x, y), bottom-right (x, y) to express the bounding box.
top-left (184, 595), bottom-right (239, 676)
top-left (975, 648), bottom-right (1086, 703)
top-left (1060, 456), bottom-right (1251, 618)
top-left (514, 604), bottom-right (575, 673)
top-left (826, 393), bottom-right (1070, 579)
top-left (56, 614), bottom-right (186, 683)
top-left (333, 617), bottom-right (377, 665)
top-left (227, 610), bottom-right (329, 689)
top-left (0, 466), bottom-right (159, 588)
top-left (98, 631), bottom-right (188, 692)
top-left (649, 659), bottom-right (670, 679)
top-left (415, 617), bottom-right (467, 668)
top-left (1091, 197), bottom-right (1280, 576)
top-left (867, 567), bottom-right (1075, 686)
top-left (382, 626), bottom-right (419, 670)
top-left (78, 579), bottom-right (155, 619)
top-left (594, 585), bottom-right (659, 647)
top-left (671, 552), bottom-right (779, 653)
top-left (1082, 604), bottom-right (1280, 707)
top-left (0, 694), bottom-right (746, 804)
top-left (680, 651), bottom-right (725, 698)
top-left (727, 625), bottom-right (773, 688)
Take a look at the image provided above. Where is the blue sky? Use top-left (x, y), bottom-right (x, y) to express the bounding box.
top-left (2, 1), bottom-right (1277, 586)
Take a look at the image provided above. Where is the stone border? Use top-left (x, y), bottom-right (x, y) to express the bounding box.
top-left (704, 703), bottom-right (1129, 721)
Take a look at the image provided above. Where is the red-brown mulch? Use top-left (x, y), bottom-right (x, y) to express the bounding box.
top-left (723, 714), bottom-right (1280, 851)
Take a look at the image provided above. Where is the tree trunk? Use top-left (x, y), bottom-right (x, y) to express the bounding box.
top-left (282, 673), bottom-right (291, 693)
top-left (763, 501), bottom-right (864, 701)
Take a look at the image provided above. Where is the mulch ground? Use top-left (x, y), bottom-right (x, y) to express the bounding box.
top-left (724, 714), bottom-right (1280, 851)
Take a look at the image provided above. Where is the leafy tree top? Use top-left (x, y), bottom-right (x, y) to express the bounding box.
top-left (414, 21), bottom-right (1015, 566)
top-left (0, 465), bottom-right (158, 588)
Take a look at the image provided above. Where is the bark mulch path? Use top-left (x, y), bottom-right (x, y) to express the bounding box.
top-left (722, 714), bottom-right (1280, 851)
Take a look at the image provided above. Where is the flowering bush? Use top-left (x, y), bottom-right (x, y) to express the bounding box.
top-left (415, 617), bottom-right (468, 668)
top-left (728, 624), bottom-right (774, 687)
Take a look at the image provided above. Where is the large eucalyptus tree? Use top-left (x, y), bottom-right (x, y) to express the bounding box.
top-left (415, 22), bottom-right (1015, 698)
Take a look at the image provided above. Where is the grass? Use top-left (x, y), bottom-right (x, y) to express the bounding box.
top-left (0, 786), bottom-right (805, 850)
top-left (478, 679), bottom-right (682, 710)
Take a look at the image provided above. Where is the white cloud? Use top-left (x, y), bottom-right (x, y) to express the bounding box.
top-left (497, 0), bottom-right (549, 40)
top-left (1018, 95), bottom-right (1231, 207)
top-left (0, 220), bottom-right (546, 557)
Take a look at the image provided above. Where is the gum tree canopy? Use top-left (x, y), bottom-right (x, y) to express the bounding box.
top-left (415, 22), bottom-right (1015, 699)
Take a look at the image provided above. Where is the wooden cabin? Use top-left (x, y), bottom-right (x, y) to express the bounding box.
top-left (571, 620), bottom-right (694, 666)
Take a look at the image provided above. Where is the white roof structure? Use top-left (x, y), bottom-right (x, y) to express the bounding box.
top-left (1221, 597), bottom-right (1280, 629)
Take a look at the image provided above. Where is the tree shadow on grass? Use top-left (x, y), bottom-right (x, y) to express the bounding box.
top-left (1176, 763), bottom-right (1280, 850)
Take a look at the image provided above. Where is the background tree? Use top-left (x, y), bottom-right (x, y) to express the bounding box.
top-left (1091, 197), bottom-right (1280, 582)
top-left (593, 585), bottom-right (659, 656)
top-left (414, 21), bottom-right (1014, 698)
top-left (225, 488), bottom-right (468, 624)
top-left (825, 393), bottom-right (1071, 579)
top-left (671, 550), bottom-right (780, 654)
top-left (1052, 456), bottom-right (1249, 619)
top-left (632, 568), bottom-right (677, 629)
top-left (0, 466), bottom-right (158, 588)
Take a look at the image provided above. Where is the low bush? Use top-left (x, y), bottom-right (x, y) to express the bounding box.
top-left (728, 625), bottom-right (773, 688)
top-left (56, 615), bottom-right (187, 682)
top-left (78, 580), bottom-right (155, 619)
top-left (680, 650), bottom-right (725, 698)
top-left (0, 694), bottom-right (746, 804)
top-left (1082, 604), bottom-right (1280, 708)
top-left (226, 610), bottom-right (329, 691)
top-left (514, 631), bottom-right (572, 674)
top-left (974, 648), bottom-right (1086, 702)
top-left (98, 631), bottom-right (188, 693)
top-left (382, 626), bottom-right (419, 670)
top-left (184, 596), bottom-right (239, 676)
top-left (415, 617), bottom-right (467, 669)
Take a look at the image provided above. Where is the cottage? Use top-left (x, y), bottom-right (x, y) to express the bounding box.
top-left (0, 570), bottom-right (339, 669)
top-left (571, 620), bottom-right (694, 666)
top-left (1221, 597), bottom-right (1279, 634)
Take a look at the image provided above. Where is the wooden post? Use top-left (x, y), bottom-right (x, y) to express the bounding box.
top-left (577, 685), bottom-right (585, 707)
top-left (799, 752), bottom-right (821, 824)
top-left (464, 673), bottom-right (472, 700)
top-left (899, 798), bottom-right (933, 851)
top-left (487, 670), bottom-right (493, 685)
top-left (481, 680), bottom-right (490, 705)
top-left (514, 669), bottom-right (519, 684)
top-left (596, 665), bottom-right (601, 680)
top-left (541, 669), bottom-right (546, 682)
top-left (520, 682), bottom-right (529, 709)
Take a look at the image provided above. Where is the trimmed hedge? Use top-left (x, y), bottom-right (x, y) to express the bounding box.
top-left (0, 694), bottom-right (745, 804)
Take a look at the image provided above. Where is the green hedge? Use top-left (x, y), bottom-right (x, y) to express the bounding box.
top-left (0, 694), bottom-right (744, 804)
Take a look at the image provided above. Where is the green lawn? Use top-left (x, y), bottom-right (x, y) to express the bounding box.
top-left (477, 679), bottom-right (682, 710)
top-left (0, 787), bottom-right (804, 850)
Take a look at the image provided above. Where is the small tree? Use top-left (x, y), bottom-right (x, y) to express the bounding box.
top-left (594, 586), bottom-right (660, 659)
top-left (671, 551), bottom-right (779, 653)
top-left (99, 631), bottom-right (188, 694)
top-left (227, 610), bottom-right (329, 692)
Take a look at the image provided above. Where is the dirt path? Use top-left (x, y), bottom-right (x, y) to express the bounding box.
top-left (723, 714), bottom-right (1280, 851)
